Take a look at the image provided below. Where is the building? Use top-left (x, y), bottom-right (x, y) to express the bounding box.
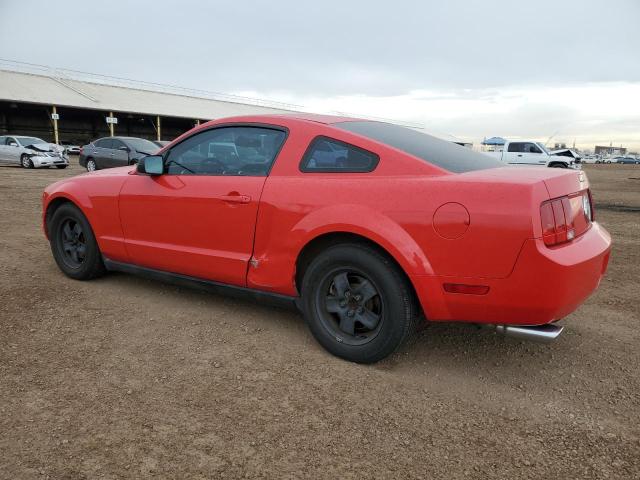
top-left (0, 60), bottom-right (468, 149)
top-left (594, 145), bottom-right (627, 156)
top-left (0, 62), bottom-right (303, 145)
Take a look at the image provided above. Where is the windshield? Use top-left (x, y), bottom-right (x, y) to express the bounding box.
top-left (17, 137), bottom-right (45, 146)
top-left (334, 121), bottom-right (503, 173)
top-left (126, 138), bottom-right (160, 153)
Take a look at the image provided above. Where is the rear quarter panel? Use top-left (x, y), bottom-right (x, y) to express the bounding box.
top-left (248, 122), bottom-right (548, 295)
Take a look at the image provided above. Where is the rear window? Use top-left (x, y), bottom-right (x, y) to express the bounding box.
top-left (334, 121), bottom-right (503, 173)
top-left (300, 136), bottom-right (379, 173)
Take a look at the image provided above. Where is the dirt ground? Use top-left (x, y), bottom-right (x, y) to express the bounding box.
top-left (1, 161), bottom-right (638, 479)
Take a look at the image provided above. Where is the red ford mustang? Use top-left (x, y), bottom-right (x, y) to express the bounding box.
top-left (42, 114), bottom-right (611, 363)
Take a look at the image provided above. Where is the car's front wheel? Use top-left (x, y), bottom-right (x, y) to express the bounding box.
top-left (49, 203), bottom-right (105, 280)
top-left (301, 244), bottom-right (419, 363)
top-left (21, 154), bottom-right (34, 169)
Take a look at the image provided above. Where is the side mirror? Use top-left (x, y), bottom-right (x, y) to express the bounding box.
top-left (119, 145), bottom-right (130, 152)
top-left (8, 141), bottom-right (18, 147)
top-left (136, 155), bottom-right (164, 175)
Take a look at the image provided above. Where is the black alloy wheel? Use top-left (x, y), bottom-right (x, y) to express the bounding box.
top-left (49, 203), bottom-right (106, 280)
top-left (301, 243), bottom-right (419, 363)
top-left (319, 270), bottom-right (384, 345)
top-left (58, 218), bottom-right (87, 269)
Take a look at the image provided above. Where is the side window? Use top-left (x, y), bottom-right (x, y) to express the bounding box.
top-left (507, 142), bottom-right (524, 153)
top-left (95, 138), bottom-right (113, 149)
top-left (300, 136), bottom-right (379, 173)
top-left (524, 143), bottom-right (542, 154)
top-left (7, 137), bottom-right (18, 146)
top-left (0, 136), bottom-right (5, 145)
top-left (165, 126), bottom-right (286, 176)
top-left (111, 139), bottom-right (125, 150)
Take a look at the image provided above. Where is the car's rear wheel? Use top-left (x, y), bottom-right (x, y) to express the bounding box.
top-left (21, 154), bottom-right (34, 169)
top-left (56, 165), bottom-right (68, 169)
top-left (49, 203), bottom-right (105, 280)
top-left (301, 244), bottom-right (419, 363)
top-left (86, 158), bottom-right (97, 172)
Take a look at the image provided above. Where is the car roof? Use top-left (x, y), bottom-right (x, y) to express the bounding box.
top-left (93, 136), bottom-right (155, 142)
top-left (112, 136), bottom-right (155, 140)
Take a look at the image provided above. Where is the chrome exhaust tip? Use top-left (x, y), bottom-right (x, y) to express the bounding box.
top-left (494, 324), bottom-right (564, 343)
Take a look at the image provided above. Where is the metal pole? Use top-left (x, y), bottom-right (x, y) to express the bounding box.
top-left (52, 106), bottom-right (59, 144)
top-left (156, 115), bottom-right (161, 141)
top-left (109, 111), bottom-right (114, 136)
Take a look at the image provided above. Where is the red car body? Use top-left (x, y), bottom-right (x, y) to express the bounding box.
top-left (43, 114), bottom-right (611, 330)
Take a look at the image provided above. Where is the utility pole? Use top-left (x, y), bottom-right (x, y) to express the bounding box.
top-left (51, 106), bottom-right (59, 144)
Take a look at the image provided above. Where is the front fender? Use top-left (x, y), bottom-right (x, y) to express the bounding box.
top-left (42, 176), bottom-right (129, 262)
top-left (43, 181), bottom-right (96, 238)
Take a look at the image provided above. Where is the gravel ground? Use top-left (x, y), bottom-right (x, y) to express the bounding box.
top-left (1, 161), bottom-right (638, 479)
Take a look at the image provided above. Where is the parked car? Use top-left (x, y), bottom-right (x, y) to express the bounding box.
top-left (0, 135), bottom-right (69, 168)
top-left (615, 156), bottom-right (640, 164)
top-left (153, 140), bottom-right (171, 148)
top-left (60, 141), bottom-right (81, 155)
top-left (42, 114), bottom-right (611, 363)
top-left (484, 140), bottom-right (580, 169)
top-left (581, 155), bottom-right (600, 164)
top-left (79, 136), bottom-right (160, 171)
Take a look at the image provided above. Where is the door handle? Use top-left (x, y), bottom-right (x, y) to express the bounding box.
top-left (517, 154), bottom-right (523, 157)
top-left (221, 193), bottom-right (251, 204)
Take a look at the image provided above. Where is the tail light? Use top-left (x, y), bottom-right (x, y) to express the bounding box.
top-left (540, 189), bottom-right (593, 247)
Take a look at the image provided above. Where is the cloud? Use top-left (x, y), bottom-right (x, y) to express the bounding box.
top-left (0, 0), bottom-right (638, 149)
top-left (236, 82), bottom-right (640, 149)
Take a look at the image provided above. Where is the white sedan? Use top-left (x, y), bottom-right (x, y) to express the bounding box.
top-left (0, 135), bottom-right (69, 169)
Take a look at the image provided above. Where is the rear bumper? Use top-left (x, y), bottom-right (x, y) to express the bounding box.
top-left (412, 222), bottom-right (611, 326)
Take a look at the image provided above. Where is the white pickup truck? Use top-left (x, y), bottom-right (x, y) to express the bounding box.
top-left (484, 140), bottom-right (580, 169)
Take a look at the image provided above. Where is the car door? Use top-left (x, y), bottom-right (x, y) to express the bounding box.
top-left (92, 138), bottom-right (113, 168)
top-left (504, 142), bottom-right (546, 166)
top-left (0, 137), bottom-right (7, 162)
top-left (110, 139), bottom-right (130, 167)
top-left (118, 125), bottom-right (287, 286)
top-left (5, 137), bottom-right (22, 164)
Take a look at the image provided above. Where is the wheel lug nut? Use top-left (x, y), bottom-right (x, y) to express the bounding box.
top-left (357, 307), bottom-right (364, 314)
top-left (347, 311), bottom-right (354, 317)
top-left (354, 295), bottom-right (362, 301)
top-left (345, 291), bottom-right (351, 298)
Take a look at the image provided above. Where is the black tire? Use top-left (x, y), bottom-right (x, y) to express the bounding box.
top-left (48, 203), bottom-right (106, 280)
top-left (56, 165), bottom-right (68, 169)
top-left (550, 163), bottom-right (567, 168)
top-left (21, 154), bottom-right (34, 169)
top-left (301, 244), bottom-right (419, 363)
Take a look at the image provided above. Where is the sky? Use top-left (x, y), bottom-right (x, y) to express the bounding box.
top-left (1, 0), bottom-right (639, 151)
